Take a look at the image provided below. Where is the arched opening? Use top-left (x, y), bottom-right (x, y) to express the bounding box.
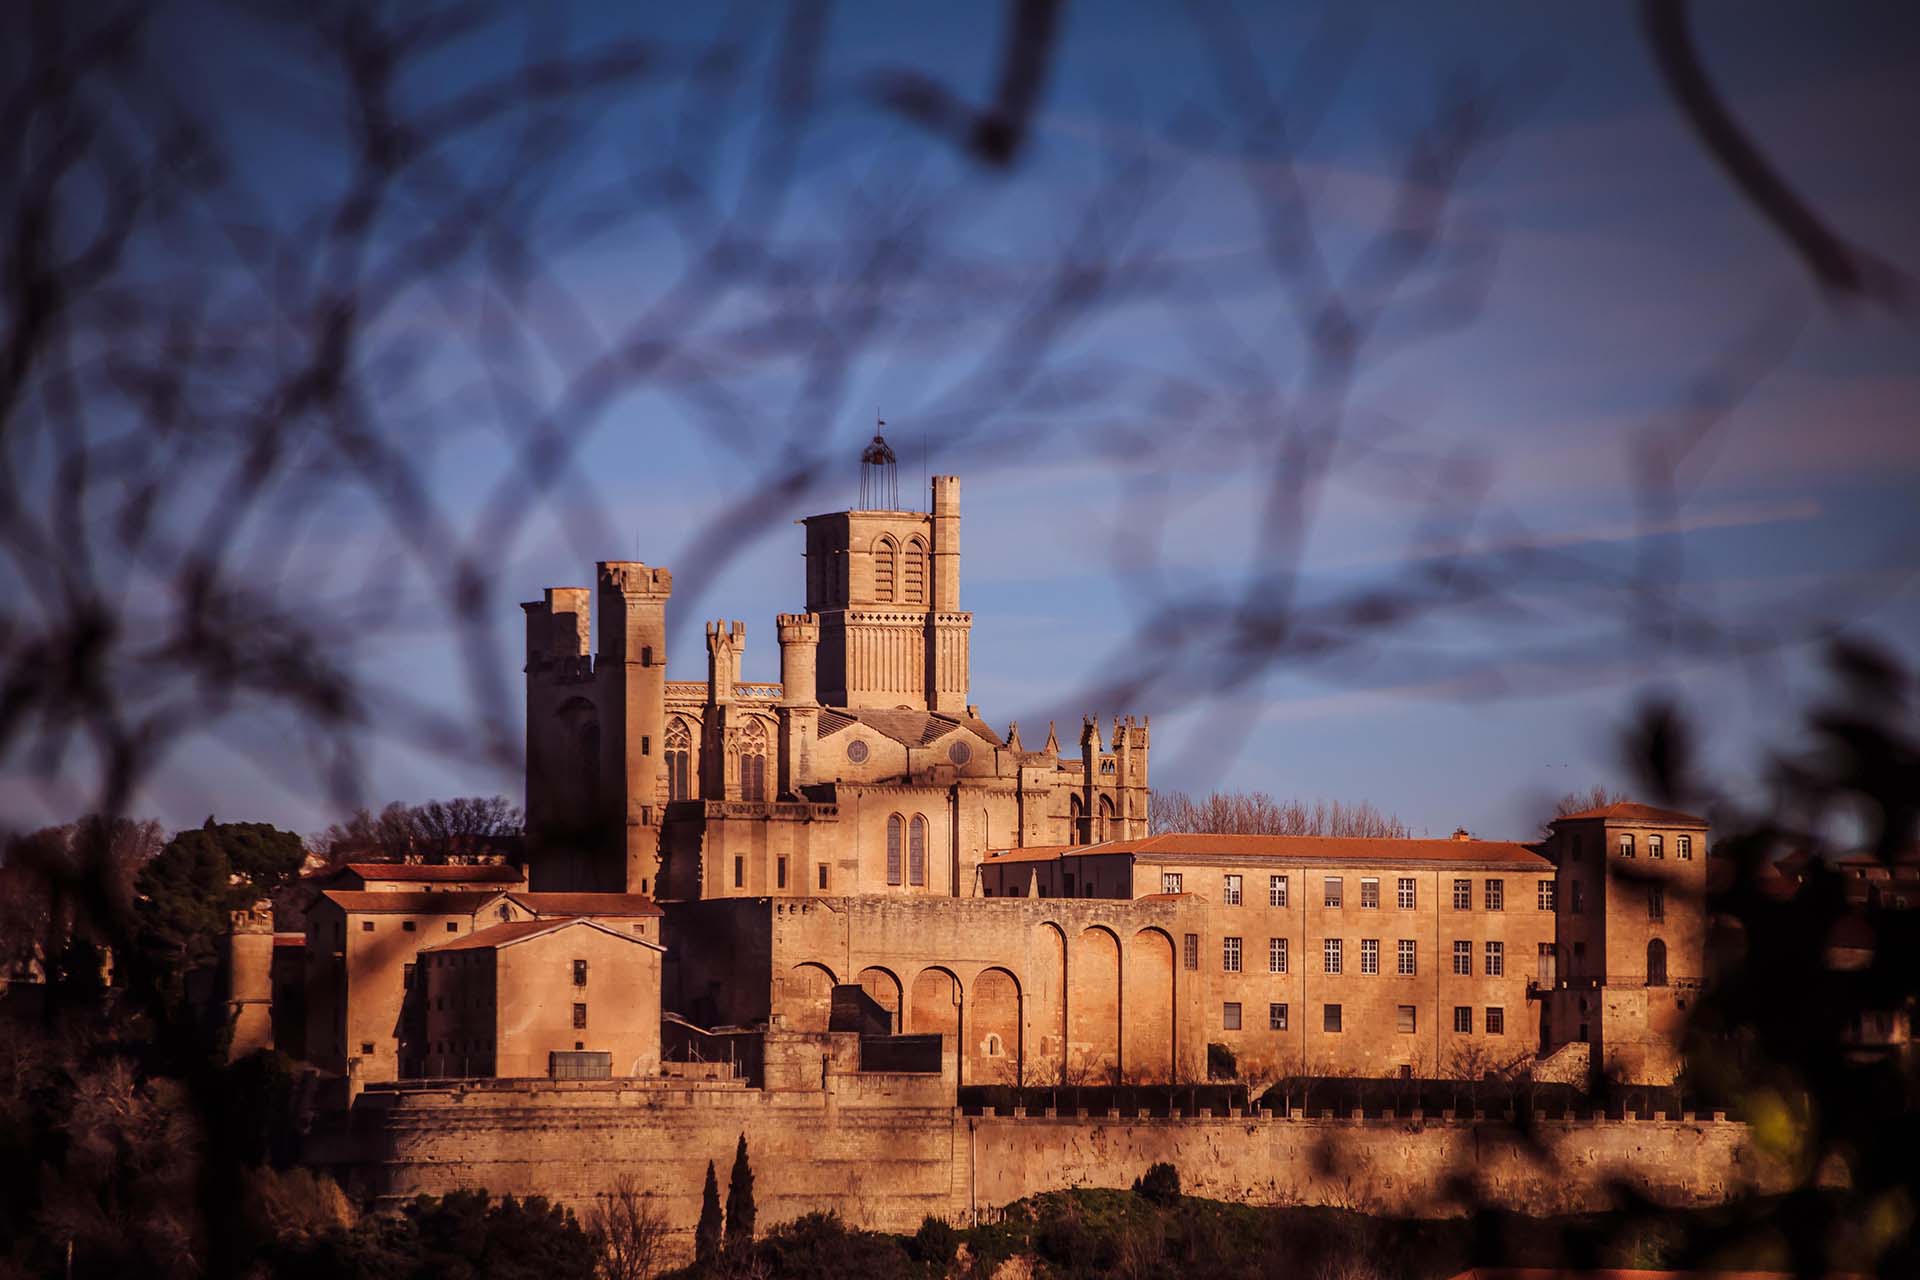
top-left (1069, 795), bottom-right (1085, 845)
top-left (1028, 923), bottom-right (1067, 1084)
top-left (1124, 928), bottom-right (1176, 1083)
top-left (734, 719), bottom-right (768, 802)
top-left (886, 813), bottom-right (904, 885)
top-left (857, 966), bottom-right (903, 1033)
top-left (1097, 794), bottom-right (1117, 842)
top-left (908, 967), bottom-right (963, 1069)
top-left (1647, 937), bottom-right (1668, 987)
top-left (969, 967), bottom-right (1022, 1086)
top-left (783, 962), bottom-right (837, 1032)
top-left (873, 535), bottom-right (899, 602)
top-left (903, 537), bottom-right (927, 604)
top-left (1068, 926), bottom-right (1122, 1084)
top-left (909, 814), bottom-right (928, 887)
top-left (665, 717), bottom-right (693, 801)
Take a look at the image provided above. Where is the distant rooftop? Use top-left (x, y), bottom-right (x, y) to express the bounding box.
top-left (1551, 802), bottom-right (1707, 826)
top-left (988, 832), bottom-right (1551, 868)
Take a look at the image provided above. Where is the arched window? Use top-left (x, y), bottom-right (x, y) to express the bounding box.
top-left (1069, 795), bottom-right (1085, 845)
top-left (736, 719), bottom-right (768, 802)
top-left (909, 814), bottom-right (928, 886)
top-left (886, 814), bottom-right (904, 886)
top-left (1646, 938), bottom-right (1667, 987)
top-left (903, 537), bottom-right (927, 604)
top-left (1098, 794), bottom-right (1117, 841)
top-left (874, 535), bottom-right (898, 602)
top-left (665, 718), bottom-right (692, 801)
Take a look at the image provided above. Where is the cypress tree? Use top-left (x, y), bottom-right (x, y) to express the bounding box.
top-left (723, 1133), bottom-right (756, 1253)
top-left (695, 1160), bottom-right (722, 1266)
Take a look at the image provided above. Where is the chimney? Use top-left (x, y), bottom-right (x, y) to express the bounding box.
top-left (1451, 827), bottom-right (1472, 842)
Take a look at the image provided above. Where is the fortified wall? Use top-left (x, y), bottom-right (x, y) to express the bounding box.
top-left (308, 1033), bottom-right (1786, 1261)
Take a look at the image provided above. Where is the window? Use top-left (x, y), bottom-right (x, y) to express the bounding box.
top-left (1223, 1002), bottom-right (1242, 1031)
top-left (734, 855), bottom-right (744, 889)
top-left (903, 538), bottom-right (927, 603)
top-left (572, 1003), bottom-right (587, 1029)
top-left (1223, 874), bottom-right (1242, 906)
top-left (1486, 1006), bottom-right (1505, 1035)
top-left (1647, 937), bottom-right (1668, 986)
top-left (1162, 871), bottom-right (1183, 895)
top-left (777, 856), bottom-right (788, 890)
top-left (1269, 1002), bottom-right (1289, 1031)
top-left (1485, 940), bottom-right (1504, 976)
top-left (361, 920), bottom-right (374, 932)
top-left (1571, 880), bottom-right (1584, 914)
top-left (1323, 938), bottom-right (1343, 974)
top-left (1223, 937), bottom-right (1242, 972)
top-left (1678, 835), bottom-right (1693, 860)
top-left (1485, 879), bottom-right (1504, 911)
top-left (666, 719), bottom-right (692, 801)
top-left (572, 959), bottom-right (588, 986)
top-left (1648, 884), bottom-right (1666, 922)
top-left (360, 1042), bottom-right (375, 1056)
top-left (446, 922), bottom-right (459, 932)
top-left (1537, 879), bottom-right (1556, 911)
top-left (1270, 875), bottom-right (1288, 907)
top-left (1360, 938), bottom-right (1379, 974)
top-left (1397, 1005), bottom-right (1417, 1034)
top-left (1183, 933), bottom-right (1199, 971)
top-left (401, 919), bottom-right (416, 932)
top-left (1454, 1006), bottom-right (1473, 1034)
top-left (641, 735), bottom-right (650, 757)
top-left (1538, 942), bottom-right (1557, 986)
top-left (1619, 832), bottom-right (1635, 858)
top-left (1452, 879), bottom-right (1471, 910)
top-left (1452, 940), bottom-right (1472, 975)
top-left (886, 814), bottom-right (903, 885)
top-left (403, 963), bottom-right (416, 990)
top-left (874, 535), bottom-right (897, 600)
top-left (1360, 878), bottom-right (1380, 909)
top-left (1397, 939), bottom-right (1417, 975)
top-left (1269, 937), bottom-right (1287, 973)
top-left (1324, 1004), bottom-right (1343, 1033)
top-left (1397, 877), bottom-right (1416, 909)
top-left (1649, 834), bottom-right (1664, 859)
top-left (1324, 877), bottom-right (1343, 908)
top-left (1572, 940), bottom-right (1586, 975)
top-left (908, 814), bottom-right (928, 886)
top-left (736, 719), bottom-right (768, 802)
top-left (818, 864), bottom-right (829, 890)
top-left (640, 645), bottom-right (652, 667)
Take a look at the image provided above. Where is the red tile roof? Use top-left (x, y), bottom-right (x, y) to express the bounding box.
top-left (507, 892), bottom-right (662, 917)
top-left (319, 890), bottom-right (502, 914)
top-left (421, 916), bottom-right (659, 952)
top-left (1551, 802), bottom-right (1707, 826)
top-left (332, 862), bottom-right (525, 884)
top-left (988, 833), bottom-right (1551, 869)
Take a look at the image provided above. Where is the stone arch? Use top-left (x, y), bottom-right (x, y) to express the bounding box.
top-left (1097, 793), bottom-right (1117, 842)
top-left (1028, 922), bottom-right (1068, 1084)
top-left (1124, 927), bottom-right (1176, 1083)
top-left (969, 967), bottom-right (1022, 1086)
top-left (857, 965), bottom-right (903, 1033)
top-left (733, 717), bottom-right (770, 802)
top-left (783, 962), bottom-right (837, 1032)
top-left (886, 813), bottom-right (905, 885)
top-left (1647, 937), bottom-right (1668, 987)
top-left (664, 716), bottom-right (693, 801)
top-left (873, 534), bottom-right (899, 602)
top-left (1069, 795), bottom-right (1085, 845)
top-left (908, 813), bottom-right (929, 887)
top-left (908, 966), bottom-right (963, 1065)
top-left (1068, 925), bottom-right (1122, 1084)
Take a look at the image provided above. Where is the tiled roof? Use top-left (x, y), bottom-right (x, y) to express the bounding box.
top-left (818, 707), bottom-right (1003, 748)
top-left (984, 844), bottom-right (1085, 864)
top-left (990, 833), bottom-right (1551, 869)
top-left (315, 862), bottom-right (524, 885)
top-left (421, 916), bottom-right (660, 953)
top-left (1551, 802), bottom-right (1707, 826)
top-left (507, 892), bottom-right (662, 917)
top-left (320, 890), bottom-right (501, 914)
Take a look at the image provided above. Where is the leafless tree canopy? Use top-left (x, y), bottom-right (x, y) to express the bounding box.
top-left (1150, 789), bottom-right (1410, 839)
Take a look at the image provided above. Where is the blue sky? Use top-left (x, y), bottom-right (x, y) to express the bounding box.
top-left (7, 2), bottom-right (1917, 843)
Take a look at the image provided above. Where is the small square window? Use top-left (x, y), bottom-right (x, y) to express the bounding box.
top-left (1454, 1006), bottom-right (1472, 1034)
top-left (1223, 1001), bottom-right (1242, 1031)
top-left (1269, 1002), bottom-right (1288, 1031)
top-left (402, 920), bottom-right (416, 932)
top-left (446, 922), bottom-right (459, 932)
top-left (1396, 1005), bottom-right (1417, 1035)
top-left (1323, 1004), bottom-right (1343, 1033)
top-left (361, 920), bottom-right (374, 932)
top-left (360, 1042), bottom-right (375, 1056)
top-left (1486, 1006), bottom-right (1505, 1035)
top-left (572, 1003), bottom-right (587, 1029)
top-left (1452, 879), bottom-right (1471, 910)
top-left (1360, 878), bottom-right (1380, 909)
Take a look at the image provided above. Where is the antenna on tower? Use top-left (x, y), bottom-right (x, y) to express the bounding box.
top-left (859, 423), bottom-right (898, 509)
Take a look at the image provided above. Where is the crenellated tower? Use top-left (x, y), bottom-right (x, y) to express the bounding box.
top-left (777, 612), bottom-right (821, 794)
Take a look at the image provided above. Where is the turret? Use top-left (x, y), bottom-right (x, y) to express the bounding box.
top-left (706, 620), bottom-right (745, 705)
top-left (596, 560), bottom-right (672, 894)
top-left (777, 612), bottom-right (821, 794)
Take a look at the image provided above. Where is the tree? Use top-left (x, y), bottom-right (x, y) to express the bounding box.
top-left (313, 796), bottom-right (523, 866)
top-left (132, 821), bottom-right (305, 1012)
top-left (724, 1133), bottom-right (756, 1256)
top-left (695, 1160), bottom-right (722, 1267)
top-left (585, 1173), bottom-right (668, 1280)
top-left (1149, 790), bottom-right (1410, 839)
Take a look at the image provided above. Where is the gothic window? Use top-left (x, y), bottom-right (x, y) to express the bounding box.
top-left (665, 718), bottom-right (692, 801)
top-left (735, 719), bottom-right (768, 802)
top-left (1098, 794), bottom-right (1116, 840)
top-left (903, 537), bottom-right (927, 603)
top-left (874, 535), bottom-right (898, 602)
top-left (886, 814), bottom-right (904, 886)
top-left (908, 814), bottom-right (928, 886)
top-left (1647, 938), bottom-right (1668, 986)
top-left (1070, 795), bottom-right (1085, 844)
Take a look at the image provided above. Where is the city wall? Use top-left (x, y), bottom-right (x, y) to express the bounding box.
top-left (310, 1071), bottom-right (1787, 1261)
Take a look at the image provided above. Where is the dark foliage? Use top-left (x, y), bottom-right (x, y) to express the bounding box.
top-left (132, 822), bottom-right (304, 1013)
top-left (1205, 1041), bottom-right (1237, 1081)
top-left (268, 1190), bottom-right (596, 1280)
top-left (723, 1133), bottom-right (756, 1254)
top-left (906, 1214), bottom-right (959, 1264)
top-left (695, 1159), bottom-right (723, 1267)
top-left (1132, 1161), bottom-right (1181, 1206)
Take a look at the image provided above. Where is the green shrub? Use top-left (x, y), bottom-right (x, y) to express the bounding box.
top-left (1132, 1161), bottom-right (1181, 1205)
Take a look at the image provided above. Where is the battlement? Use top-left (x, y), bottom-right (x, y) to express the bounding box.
top-left (776, 611), bottom-right (821, 642)
top-left (598, 561), bottom-right (672, 596)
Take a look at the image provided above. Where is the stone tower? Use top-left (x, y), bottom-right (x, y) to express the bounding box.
top-left (777, 611), bottom-right (821, 793)
top-left (802, 472), bottom-right (971, 712)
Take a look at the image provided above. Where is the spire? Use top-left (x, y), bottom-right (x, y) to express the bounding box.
top-left (1043, 721), bottom-right (1059, 755)
top-left (1006, 720), bottom-right (1023, 752)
